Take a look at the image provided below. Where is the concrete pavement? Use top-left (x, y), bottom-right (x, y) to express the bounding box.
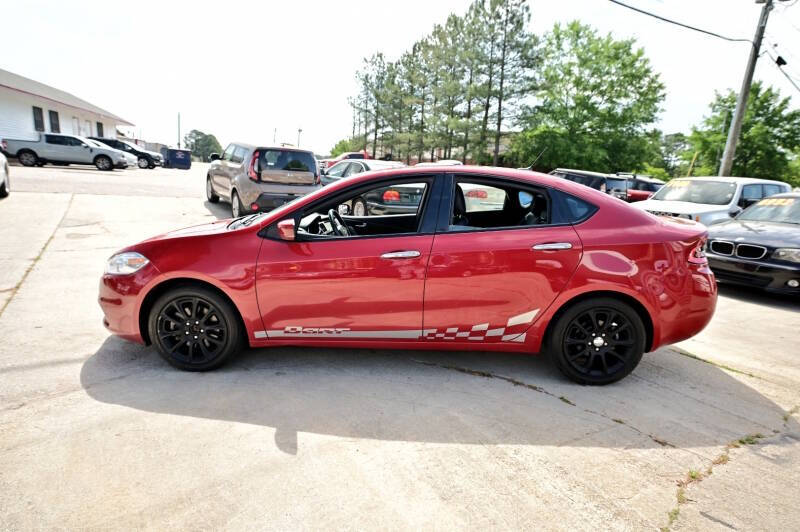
top-left (0, 165), bottom-right (798, 530)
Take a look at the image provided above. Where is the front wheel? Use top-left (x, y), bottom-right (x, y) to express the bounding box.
top-left (548, 298), bottom-right (646, 385)
top-left (137, 157), bottom-right (149, 169)
top-left (148, 286), bottom-right (243, 371)
top-left (206, 176), bottom-right (219, 203)
top-left (94, 155), bottom-right (113, 171)
top-left (0, 176), bottom-right (9, 198)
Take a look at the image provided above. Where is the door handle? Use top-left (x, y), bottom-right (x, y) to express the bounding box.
top-left (381, 250), bottom-right (421, 259)
top-left (532, 242), bottom-right (573, 251)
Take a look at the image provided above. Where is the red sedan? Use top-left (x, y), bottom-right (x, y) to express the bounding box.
top-left (99, 167), bottom-right (716, 384)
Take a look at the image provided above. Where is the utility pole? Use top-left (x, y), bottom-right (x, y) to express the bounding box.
top-left (177, 112), bottom-right (181, 149)
top-left (718, 0), bottom-right (773, 176)
top-left (273, 128), bottom-right (277, 144)
top-left (297, 128), bottom-right (302, 148)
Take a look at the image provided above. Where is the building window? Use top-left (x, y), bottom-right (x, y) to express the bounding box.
top-left (33, 106), bottom-right (45, 132)
top-left (49, 110), bottom-right (60, 133)
top-left (96, 122), bottom-right (104, 137)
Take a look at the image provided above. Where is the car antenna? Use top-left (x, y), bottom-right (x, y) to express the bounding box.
top-left (524, 147), bottom-right (547, 170)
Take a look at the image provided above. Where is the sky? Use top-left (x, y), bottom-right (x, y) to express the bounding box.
top-left (1, 0), bottom-right (798, 155)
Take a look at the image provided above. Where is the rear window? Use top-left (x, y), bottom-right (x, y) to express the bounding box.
top-left (605, 178), bottom-right (628, 192)
top-left (345, 153), bottom-right (365, 160)
top-left (261, 150), bottom-right (317, 174)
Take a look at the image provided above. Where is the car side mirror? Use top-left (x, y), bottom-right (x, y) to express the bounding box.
top-left (321, 168), bottom-right (328, 175)
top-left (209, 153), bottom-right (220, 162)
top-left (740, 198), bottom-right (758, 209)
top-left (729, 206), bottom-right (742, 218)
top-left (277, 219), bottom-right (295, 241)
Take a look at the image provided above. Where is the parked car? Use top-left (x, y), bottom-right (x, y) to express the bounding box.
top-left (705, 192), bottom-right (800, 294)
top-left (206, 143), bottom-right (320, 217)
top-left (99, 166), bottom-right (716, 385)
top-left (4, 133), bottom-right (135, 170)
top-left (633, 177), bottom-right (791, 226)
top-left (90, 137), bottom-right (163, 169)
top-left (624, 175), bottom-right (664, 202)
top-left (319, 151), bottom-right (369, 169)
top-left (0, 149), bottom-right (9, 198)
top-left (321, 159), bottom-right (405, 186)
top-left (550, 168), bottom-right (631, 200)
top-left (415, 160), bottom-right (464, 167)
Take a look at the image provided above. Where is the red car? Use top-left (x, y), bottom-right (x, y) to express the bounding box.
top-left (320, 151), bottom-right (369, 169)
top-left (99, 167), bottom-right (717, 384)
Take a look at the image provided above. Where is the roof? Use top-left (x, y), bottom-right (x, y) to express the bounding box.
top-left (675, 176), bottom-right (788, 185)
top-left (0, 68), bottom-right (133, 126)
top-left (552, 168), bottom-right (612, 178)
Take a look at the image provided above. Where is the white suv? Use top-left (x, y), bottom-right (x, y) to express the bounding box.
top-left (633, 176), bottom-right (791, 226)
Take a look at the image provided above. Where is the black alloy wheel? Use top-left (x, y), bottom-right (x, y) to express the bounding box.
top-left (550, 298), bottom-right (645, 385)
top-left (149, 287), bottom-right (242, 371)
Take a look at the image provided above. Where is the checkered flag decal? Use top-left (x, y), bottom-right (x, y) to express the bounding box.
top-left (423, 309), bottom-right (538, 343)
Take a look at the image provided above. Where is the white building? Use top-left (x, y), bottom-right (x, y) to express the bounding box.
top-left (0, 68), bottom-right (133, 141)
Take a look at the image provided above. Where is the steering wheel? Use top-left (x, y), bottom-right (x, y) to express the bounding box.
top-left (327, 209), bottom-right (351, 237)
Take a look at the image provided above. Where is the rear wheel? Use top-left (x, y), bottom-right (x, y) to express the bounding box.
top-left (0, 175), bottom-right (8, 198)
top-left (94, 155), bottom-right (112, 171)
top-left (206, 176), bottom-right (219, 203)
top-left (137, 157), bottom-right (149, 169)
top-left (18, 151), bottom-right (37, 167)
top-left (148, 286), bottom-right (243, 371)
top-left (548, 298), bottom-right (645, 385)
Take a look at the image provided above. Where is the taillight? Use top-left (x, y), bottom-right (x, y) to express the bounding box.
top-left (383, 190), bottom-right (401, 202)
top-left (465, 189), bottom-right (488, 199)
top-left (248, 150), bottom-right (260, 182)
top-left (688, 240), bottom-right (708, 265)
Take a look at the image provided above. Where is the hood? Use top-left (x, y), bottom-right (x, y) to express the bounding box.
top-left (150, 219), bottom-right (236, 240)
top-left (708, 219), bottom-right (800, 248)
top-left (634, 199), bottom-right (728, 215)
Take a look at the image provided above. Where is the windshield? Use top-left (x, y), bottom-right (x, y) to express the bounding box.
top-left (651, 179), bottom-right (736, 205)
top-left (738, 197), bottom-right (800, 224)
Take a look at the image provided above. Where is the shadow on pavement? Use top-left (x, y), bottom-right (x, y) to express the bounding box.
top-left (81, 336), bottom-right (798, 455)
top-left (203, 200), bottom-right (232, 220)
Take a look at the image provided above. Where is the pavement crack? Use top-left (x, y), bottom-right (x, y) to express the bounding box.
top-left (411, 358), bottom-right (676, 449)
top-left (659, 432), bottom-right (770, 531)
top-left (0, 193), bottom-right (74, 319)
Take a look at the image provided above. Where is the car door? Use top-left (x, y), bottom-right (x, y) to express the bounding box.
top-left (422, 175), bottom-right (582, 344)
top-left (70, 137), bottom-right (94, 163)
top-left (41, 135), bottom-right (62, 159)
top-left (739, 184), bottom-right (763, 209)
top-left (253, 173), bottom-right (442, 342)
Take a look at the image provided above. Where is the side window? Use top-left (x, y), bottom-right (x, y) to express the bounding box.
top-left (222, 144), bottom-right (236, 161)
top-left (296, 179), bottom-right (430, 238)
top-left (343, 163), bottom-right (363, 177)
top-left (33, 106), bottom-right (45, 132)
top-left (763, 184), bottom-right (782, 197)
top-left (561, 193), bottom-right (598, 223)
top-left (96, 122), bottom-right (104, 137)
top-left (45, 135), bottom-right (65, 145)
top-left (450, 180), bottom-right (549, 230)
top-left (327, 162), bottom-right (349, 178)
top-left (231, 146), bottom-right (248, 164)
top-left (740, 184), bottom-right (762, 207)
top-left (68, 137), bottom-right (86, 147)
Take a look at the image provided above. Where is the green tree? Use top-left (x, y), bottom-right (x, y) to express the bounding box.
top-left (509, 21), bottom-right (664, 172)
top-left (183, 130), bottom-right (222, 162)
top-left (686, 82), bottom-right (800, 181)
top-left (330, 138), bottom-right (361, 157)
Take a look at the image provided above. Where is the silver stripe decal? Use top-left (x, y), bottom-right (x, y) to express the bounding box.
top-left (267, 329), bottom-right (424, 339)
top-left (254, 331), bottom-right (268, 339)
top-left (507, 309), bottom-right (539, 328)
top-left (486, 328), bottom-right (505, 337)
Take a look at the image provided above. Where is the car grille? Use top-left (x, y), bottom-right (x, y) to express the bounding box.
top-left (708, 240), bottom-right (767, 260)
top-left (735, 244), bottom-right (767, 260)
top-left (709, 240), bottom-right (734, 256)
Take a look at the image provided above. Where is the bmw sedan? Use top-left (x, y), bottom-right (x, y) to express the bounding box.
top-left (706, 192), bottom-right (800, 294)
top-left (99, 167), bottom-right (717, 385)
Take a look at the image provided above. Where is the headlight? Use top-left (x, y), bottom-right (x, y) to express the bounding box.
top-left (773, 248), bottom-right (800, 263)
top-left (106, 252), bottom-right (149, 274)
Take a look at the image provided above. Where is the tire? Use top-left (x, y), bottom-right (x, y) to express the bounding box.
top-left (231, 190), bottom-right (244, 218)
top-left (137, 157), bottom-right (149, 169)
top-left (18, 151), bottom-right (38, 167)
top-left (148, 162), bottom-right (156, 169)
top-left (94, 155), bottom-right (113, 171)
top-left (548, 297), bottom-right (646, 385)
top-left (352, 197), bottom-right (367, 217)
top-left (0, 176), bottom-right (8, 198)
top-left (147, 286), bottom-right (243, 371)
top-left (206, 176), bottom-right (219, 203)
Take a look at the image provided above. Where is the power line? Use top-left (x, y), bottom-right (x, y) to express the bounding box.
top-left (607, 0), bottom-right (754, 44)
top-left (765, 51), bottom-right (800, 93)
